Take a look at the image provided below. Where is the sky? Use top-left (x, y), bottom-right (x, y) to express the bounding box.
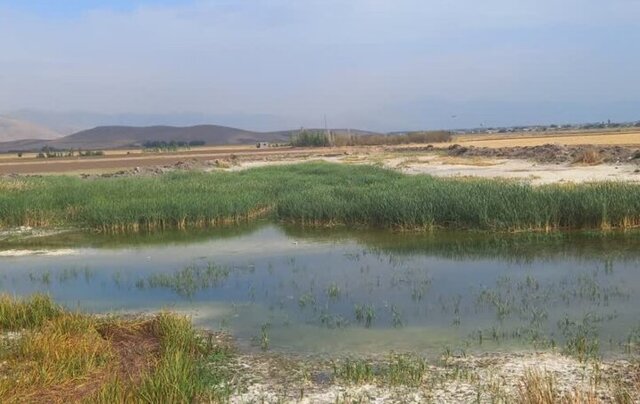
top-left (1, 0), bottom-right (639, 131)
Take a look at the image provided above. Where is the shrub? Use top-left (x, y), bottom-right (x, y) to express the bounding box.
top-left (572, 150), bottom-right (602, 165)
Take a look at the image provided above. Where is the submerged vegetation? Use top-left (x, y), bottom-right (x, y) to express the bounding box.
top-left (1, 293), bottom-right (639, 402)
top-left (7, 242), bottom-right (634, 358)
top-left (145, 262), bottom-right (232, 298)
top-left (2, 162), bottom-right (640, 232)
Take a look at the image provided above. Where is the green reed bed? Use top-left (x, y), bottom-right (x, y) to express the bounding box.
top-left (2, 162), bottom-right (640, 232)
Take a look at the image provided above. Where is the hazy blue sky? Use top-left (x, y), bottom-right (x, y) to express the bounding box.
top-left (1, 0), bottom-right (639, 131)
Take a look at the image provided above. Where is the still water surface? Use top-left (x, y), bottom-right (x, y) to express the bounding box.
top-left (1, 224), bottom-right (639, 357)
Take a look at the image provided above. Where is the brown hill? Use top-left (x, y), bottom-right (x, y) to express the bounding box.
top-left (0, 116), bottom-right (62, 142)
top-left (46, 125), bottom-right (284, 149)
top-left (0, 125), bottom-right (382, 152)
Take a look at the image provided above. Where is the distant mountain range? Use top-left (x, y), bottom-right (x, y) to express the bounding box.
top-left (0, 121), bottom-right (381, 152)
top-left (0, 116), bottom-right (63, 143)
top-left (5, 110), bottom-right (294, 135)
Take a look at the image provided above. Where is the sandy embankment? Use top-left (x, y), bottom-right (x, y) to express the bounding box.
top-left (0, 227), bottom-right (78, 256)
top-left (386, 155), bottom-right (640, 185)
top-left (223, 153), bottom-right (640, 185)
top-left (0, 249), bottom-right (78, 257)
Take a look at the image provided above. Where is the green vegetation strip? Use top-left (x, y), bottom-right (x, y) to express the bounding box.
top-left (2, 162), bottom-right (640, 232)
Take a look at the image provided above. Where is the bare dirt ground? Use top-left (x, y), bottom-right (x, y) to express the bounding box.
top-left (383, 153), bottom-right (640, 185)
top-left (0, 147), bottom-right (333, 174)
top-left (2, 130), bottom-right (640, 184)
top-left (453, 130), bottom-right (640, 148)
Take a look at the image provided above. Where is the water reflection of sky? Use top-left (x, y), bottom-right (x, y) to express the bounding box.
top-left (1, 225), bottom-right (639, 356)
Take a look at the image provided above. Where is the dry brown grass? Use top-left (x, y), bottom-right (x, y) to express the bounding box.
top-left (0, 311), bottom-right (180, 403)
top-left (437, 156), bottom-right (499, 166)
top-left (213, 159), bottom-right (232, 168)
top-left (572, 150), bottom-right (603, 166)
top-left (0, 179), bottom-right (32, 192)
top-left (518, 369), bottom-right (557, 404)
top-left (0, 295), bottom-right (232, 403)
top-left (517, 368), bottom-right (606, 404)
top-left (0, 313), bottom-right (114, 402)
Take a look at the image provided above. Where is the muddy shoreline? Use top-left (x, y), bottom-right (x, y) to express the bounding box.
top-left (205, 332), bottom-right (640, 403)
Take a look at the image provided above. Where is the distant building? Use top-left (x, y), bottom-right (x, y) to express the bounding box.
top-left (256, 142), bottom-right (270, 149)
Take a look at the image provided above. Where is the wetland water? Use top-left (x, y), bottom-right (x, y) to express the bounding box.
top-left (1, 223), bottom-right (639, 357)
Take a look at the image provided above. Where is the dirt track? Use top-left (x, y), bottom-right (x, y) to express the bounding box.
top-left (0, 147), bottom-right (346, 174)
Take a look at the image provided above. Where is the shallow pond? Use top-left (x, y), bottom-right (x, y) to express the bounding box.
top-left (1, 224), bottom-right (639, 358)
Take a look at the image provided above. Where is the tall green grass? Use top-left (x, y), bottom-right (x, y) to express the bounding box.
top-left (2, 162), bottom-right (640, 232)
top-left (0, 294), bottom-right (62, 330)
top-left (94, 313), bottom-right (222, 403)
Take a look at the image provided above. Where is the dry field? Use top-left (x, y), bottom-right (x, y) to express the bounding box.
top-left (0, 146), bottom-right (330, 175)
top-left (0, 130), bottom-right (639, 175)
top-left (452, 129), bottom-right (640, 148)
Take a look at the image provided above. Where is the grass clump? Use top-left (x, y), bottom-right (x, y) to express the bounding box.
top-left (0, 295), bottom-right (231, 403)
top-left (517, 368), bottom-right (601, 404)
top-left (0, 294), bottom-right (62, 330)
top-left (135, 313), bottom-right (213, 403)
top-left (332, 358), bottom-right (375, 384)
top-left (572, 149), bottom-right (603, 166)
top-left (0, 313), bottom-right (113, 401)
top-left (332, 354), bottom-right (426, 387)
top-left (3, 162), bottom-right (640, 232)
top-left (145, 262), bottom-right (231, 298)
top-left (558, 314), bottom-right (601, 362)
top-left (384, 354), bottom-right (426, 386)
top-left (517, 369), bottom-right (557, 404)
top-left (94, 313), bottom-right (231, 403)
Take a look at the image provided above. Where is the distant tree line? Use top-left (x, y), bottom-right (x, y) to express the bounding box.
top-left (36, 146), bottom-right (104, 159)
top-left (290, 130), bottom-right (452, 147)
top-left (289, 130), bottom-right (334, 147)
top-left (142, 140), bottom-right (205, 151)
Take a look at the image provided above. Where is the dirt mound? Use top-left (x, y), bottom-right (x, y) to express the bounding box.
top-left (445, 144), bottom-right (640, 164)
top-left (78, 158), bottom-right (214, 179)
top-left (97, 320), bottom-right (161, 385)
